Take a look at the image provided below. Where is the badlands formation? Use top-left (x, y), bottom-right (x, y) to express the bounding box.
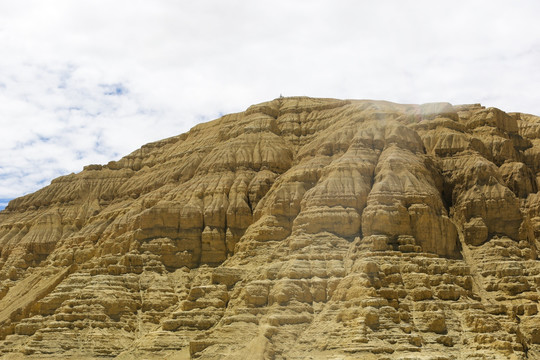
top-left (0, 97), bottom-right (540, 359)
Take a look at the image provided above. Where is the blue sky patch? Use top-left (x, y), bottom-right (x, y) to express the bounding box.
top-left (0, 198), bottom-right (11, 211)
top-left (101, 83), bottom-right (128, 96)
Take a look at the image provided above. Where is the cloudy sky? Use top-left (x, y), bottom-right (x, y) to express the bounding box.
top-left (1, 0), bottom-right (539, 209)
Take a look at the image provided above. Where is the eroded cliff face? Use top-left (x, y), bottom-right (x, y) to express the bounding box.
top-left (0, 97), bottom-right (539, 359)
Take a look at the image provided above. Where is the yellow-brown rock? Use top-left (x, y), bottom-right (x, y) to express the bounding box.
top-left (0, 97), bottom-right (539, 359)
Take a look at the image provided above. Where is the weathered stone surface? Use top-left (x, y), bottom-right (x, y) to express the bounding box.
top-left (0, 97), bottom-right (539, 359)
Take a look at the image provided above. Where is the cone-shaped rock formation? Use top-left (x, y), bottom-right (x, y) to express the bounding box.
top-left (1, 97), bottom-right (539, 359)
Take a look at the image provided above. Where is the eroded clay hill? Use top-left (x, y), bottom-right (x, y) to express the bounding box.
top-left (0, 97), bottom-right (540, 359)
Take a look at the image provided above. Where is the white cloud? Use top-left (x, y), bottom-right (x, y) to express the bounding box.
top-left (1, 0), bottom-right (540, 202)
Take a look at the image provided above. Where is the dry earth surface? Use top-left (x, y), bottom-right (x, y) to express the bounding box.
top-left (0, 97), bottom-right (539, 359)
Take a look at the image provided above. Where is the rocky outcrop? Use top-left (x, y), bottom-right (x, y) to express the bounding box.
top-left (0, 97), bottom-right (539, 359)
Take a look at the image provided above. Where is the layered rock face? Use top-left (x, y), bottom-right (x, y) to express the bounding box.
top-left (0, 97), bottom-right (539, 359)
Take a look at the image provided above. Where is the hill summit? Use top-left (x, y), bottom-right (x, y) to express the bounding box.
top-left (1, 97), bottom-right (540, 359)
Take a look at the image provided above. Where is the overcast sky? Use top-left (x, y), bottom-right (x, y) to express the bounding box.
top-left (1, 0), bottom-right (540, 209)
